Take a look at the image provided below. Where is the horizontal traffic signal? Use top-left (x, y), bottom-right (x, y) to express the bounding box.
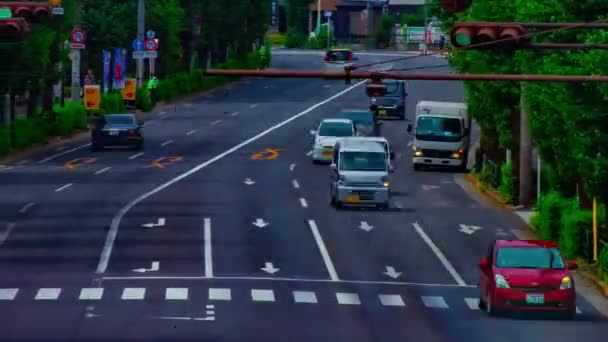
top-left (450, 24), bottom-right (529, 49)
top-left (0, 17), bottom-right (29, 41)
top-left (441, 0), bottom-right (472, 13)
top-left (0, 2), bottom-right (51, 22)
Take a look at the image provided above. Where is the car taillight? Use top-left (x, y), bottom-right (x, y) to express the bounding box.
top-left (324, 56), bottom-right (329, 61)
top-left (128, 130), bottom-right (136, 136)
top-left (347, 54), bottom-right (353, 60)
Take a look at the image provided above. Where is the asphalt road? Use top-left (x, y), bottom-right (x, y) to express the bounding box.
top-left (0, 50), bottom-right (606, 341)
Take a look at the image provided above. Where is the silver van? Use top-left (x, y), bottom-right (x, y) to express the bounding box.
top-left (329, 138), bottom-right (393, 209)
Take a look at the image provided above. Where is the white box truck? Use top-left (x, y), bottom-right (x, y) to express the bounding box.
top-left (407, 101), bottom-right (470, 171)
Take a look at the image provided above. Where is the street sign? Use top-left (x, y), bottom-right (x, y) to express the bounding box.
top-left (71, 29), bottom-right (86, 44)
top-left (132, 38), bottom-right (144, 51)
top-left (146, 30), bottom-right (155, 39)
top-left (144, 51), bottom-right (157, 59)
top-left (144, 38), bottom-right (158, 51)
top-left (51, 7), bottom-right (64, 15)
top-left (132, 51), bottom-right (145, 59)
top-left (324, 11), bottom-right (332, 17)
top-left (0, 7), bottom-right (12, 19)
top-left (70, 43), bottom-right (85, 49)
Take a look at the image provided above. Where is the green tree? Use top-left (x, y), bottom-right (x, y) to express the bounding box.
top-left (400, 7), bottom-right (425, 26)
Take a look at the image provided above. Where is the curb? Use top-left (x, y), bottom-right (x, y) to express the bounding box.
top-left (463, 173), bottom-right (513, 210)
top-left (578, 265), bottom-right (608, 298)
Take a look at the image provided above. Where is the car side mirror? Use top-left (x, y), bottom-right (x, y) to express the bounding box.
top-left (390, 152), bottom-right (395, 160)
top-left (407, 125), bottom-right (412, 133)
top-left (329, 164), bottom-right (337, 171)
top-left (478, 259), bottom-right (490, 270)
top-left (389, 165), bottom-right (395, 173)
top-left (567, 260), bottom-right (578, 270)
top-left (310, 129), bottom-right (317, 136)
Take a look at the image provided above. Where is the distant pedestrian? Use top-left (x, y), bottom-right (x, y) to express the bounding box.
top-left (258, 45), bottom-right (269, 69)
top-left (147, 75), bottom-right (159, 105)
top-left (439, 35), bottom-right (446, 52)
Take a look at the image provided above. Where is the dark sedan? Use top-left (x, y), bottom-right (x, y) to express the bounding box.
top-left (338, 110), bottom-right (381, 137)
top-left (91, 113), bottom-right (144, 151)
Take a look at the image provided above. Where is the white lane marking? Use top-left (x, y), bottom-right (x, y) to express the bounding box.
top-left (166, 288), bottom-right (189, 300)
top-left (204, 218), bottom-right (213, 278)
top-left (160, 115), bottom-right (168, 120)
top-left (231, 112), bottom-right (239, 116)
top-left (206, 310), bottom-right (215, 315)
top-left (293, 291), bottom-right (318, 303)
top-left (336, 292), bottom-right (360, 305)
top-left (249, 104), bottom-right (258, 108)
top-left (95, 80), bottom-right (367, 274)
top-left (206, 305), bottom-right (215, 309)
top-left (79, 288), bottom-right (104, 300)
top-left (307, 220), bottom-right (339, 281)
top-left (186, 129), bottom-right (197, 135)
top-left (379, 294), bottom-right (405, 306)
top-left (210, 120), bottom-right (222, 126)
top-left (299, 198), bottom-right (308, 208)
top-left (94, 167), bottom-right (111, 175)
top-left (19, 202), bottom-right (35, 214)
top-left (35, 288), bottom-right (61, 300)
top-left (0, 223), bottom-right (16, 246)
top-left (289, 163), bottom-right (296, 171)
top-left (292, 180), bottom-right (300, 189)
top-left (412, 222), bottom-right (466, 286)
top-left (577, 306), bottom-right (582, 314)
top-left (122, 288), bottom-right (146, 300)
top-left (421, 296), bottom-right (448, 308)
top-left (129, 152), bottom-right (144, 160)
top-left (0, 288), bottom-right (18, 300)
top-left (464, 298), bottom-right (479, 310)
top-left (251, 289), bottom-right (275, 302)
top-left (209, 288), bottom-right (231, 301)
top-left (161, 140), bottom-right (173, 147)
top-left (38, 143), bottom-right (91, 164)
top-left (306, 150), bottom-right (313, 156)
top-left (54, 183), bottom-right (73, 192)
top-left (16, 159), bottom-right (29, 165)
top-left (158, 111), bottom-right (167, 116)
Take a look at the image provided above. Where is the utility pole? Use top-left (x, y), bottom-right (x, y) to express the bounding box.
top-left (366, 0), bottom-right (372, 50)
top-left (136, 0), bottom-right (145, 87)
top-left (519, 82), bottom-right (532, 206)
top-left (70, 0), bottom-right (81, 101)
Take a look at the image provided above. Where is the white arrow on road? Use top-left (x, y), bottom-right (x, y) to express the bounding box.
top-left (244, 178), bottom-right (255, 185)
top-left (458, 224), bottom-right (483, 235)
top-left (358, 221), bottom-right (374, 232)
top-left (383, 266), bottom-right (401, 279)
top-left (132, 261), bottom-right (159, 273)
top-left (142, 218), bottom-right (165, 228)
top-left (252, 218), bottom-right (269, 228)
top-left (422, 185), bottom-right (440, 190)
top-left (261, 262), bottom-right (279, 274)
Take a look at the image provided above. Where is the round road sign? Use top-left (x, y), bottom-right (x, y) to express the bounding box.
top-left (71, 29), bottom-right (86, 44)
top-left (144, 38), bottom-right (158, 51)
top-left (146, 30), bottom-right (156, 39)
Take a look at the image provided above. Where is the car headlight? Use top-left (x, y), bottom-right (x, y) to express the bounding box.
top-left (413, 146), bottom-right (423, 157)
top-left (560, 276), bottom-right (573, 289)
top-left (495, 274), bottom-right (510, 288)
top-left (451, 148), bottom-right (464, 159)
top-left (381, 176), bottom-right (390, 187)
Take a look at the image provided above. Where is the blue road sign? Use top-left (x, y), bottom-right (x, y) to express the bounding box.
top-left (146, 30), bottom-right (156, 39)
top-left (132, 38), bottom-right (144, 51)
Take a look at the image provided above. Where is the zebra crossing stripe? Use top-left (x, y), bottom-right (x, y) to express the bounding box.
top-left (122, 288), bottom-right (146, 300)
top-left (379, 294), bottom-right (405, 306)
top-left (0, 289), bottom-right (18, 300)
top-left (336, 292), bottom-right (360, 305)
top-left (166, 288), bottom-right (188, 300)
top-left (421, 296), bottom-right (448, 308)
top-left (79, 288), bottom-right (104, 300)
top-left (35, 288), bottom-right (61, 300)
top-left (464, 298), bottom-right (479, 310)
top-left (252, 289), bottom-right (275, 302)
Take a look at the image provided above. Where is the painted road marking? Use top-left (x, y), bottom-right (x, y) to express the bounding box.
top-left (122, 288), bottom-right (146, 300)
top-left (336, 292), bottom-right (360, 305)
top-left (145, 156), bottom-right (184, 169)
top-left (161, 140), bottom-right (174, 147)
top-left (16, 159), bottom-right (29, 165)
top-left (19, 202), bottom-right (35, 214)
top-left (209, 288), bottom-right (231, 301)
top-left (54, 183), bottom-right (73, 192)
top-left (204, 218), bottom-right (213, 278)
top-left (0, 223), bottom-right (16, 247)
top-left (160, 114), bottom-right (168, 120)
top-left (308, 220), bottom-right (339, 281)
top-left (38, 143), bottom-right (91, 164)
top-left (231, 112), bottom-right (239, 116)
top-left (249, 104), bottom-right (258, 108)
top-left (289, 163), bottom-right (296, 171)
top-left (306, 150), bottom-right (312, 156)
top-left (422, 296), bottom-right (448, 308)
top-left (96, 79), bottom-right (367, 274)
top-left (464, 298), bottom-right (479, 310)
top-left (292, 180), bottom-right (300, 189)
top-left (64, 158), bottom-right (97, 169)
top-left (166, 288), bottom-right (188, 300)
top-left (412, 222), bottom-right (466, 286)
top-left (458, 224), bottom-right (483, 235)
top-left (187, 129), bottom-right (197, 135)
top-left (299, 198), bottom-right (308, 208)
top-left (129, 152), bottom-right (144, 160)
top-left (379, 294), bottom-right (405, 306)
top-left (250, 148), bottom-right (281, 160)
top-left (293, 291), bottom-right (317, 304)
top-left (79, 288), bottom-right (104, 300)
top-left (251, 289), bottom-right (275, 302)
top-left (94, 167), bottom-right (111, 175)
top-left (0, 288), bottom-right (18, 300)
top-left (35, 288), bottom-right (61, 300)
top-left (210, 120), bottom-right (222, 126)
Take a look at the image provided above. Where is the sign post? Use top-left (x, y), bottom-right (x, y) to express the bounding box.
top-left (144, 37), bottom-right (158, 77)
top-left (70, 29), bottom-right (86, 101)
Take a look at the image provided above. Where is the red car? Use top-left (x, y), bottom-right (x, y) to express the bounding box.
top-left (478, 239), bottom-right (578, 319)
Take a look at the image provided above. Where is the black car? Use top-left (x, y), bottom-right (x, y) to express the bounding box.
top-left (338, 110), bottom-right (381, 137)
top-left (370, 80), bottom-right (407, 120)
top-left (91, 113), bottom-right (144, 151)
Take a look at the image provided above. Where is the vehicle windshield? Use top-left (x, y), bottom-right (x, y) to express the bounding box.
top-left (383, 82), bottom-right (402, 96)
top-left (495, 247), bottom-right (565, 269)
top-left (326, 50), bottom-right (351, 61)
top-left (415, 116), bottom-right (462, 142)
top-left (339, 112), bottom-right (374, 125)
top-left (105, 115), bottom-right (135, 125)
top-left (318, 122), bottom-right (354, 137)
top-left (339, 151), bottom-right (387, 171)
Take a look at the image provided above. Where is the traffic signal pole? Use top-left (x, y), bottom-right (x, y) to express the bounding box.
top-left (70, 0), bottom-right (81, 102)
top-left (136, 0), bottom-right (145, 87)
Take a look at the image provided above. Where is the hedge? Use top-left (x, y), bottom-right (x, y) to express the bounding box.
top-left (599, 246), bottom-right (608, 282)
top-left (266, 33), bottom-right (286, 46)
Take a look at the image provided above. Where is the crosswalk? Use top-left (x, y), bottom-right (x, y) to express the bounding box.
top-left (0, 287), bottom-right (584, 314)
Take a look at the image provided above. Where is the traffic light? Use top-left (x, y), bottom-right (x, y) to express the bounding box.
top-left (450, 23), bottom-right (529, 49)
top-left (0, 17), bottom-right (29, 41)
top-left (440, 0), bottom-right (472, 13)
top-left (0, 2), bottom-right (51, 22)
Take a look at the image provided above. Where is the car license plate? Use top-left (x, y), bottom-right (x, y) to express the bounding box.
top-left (109, 130), bottom-right (119, 136)
top-left (378, 110), bottom-right (386, 115)
top-left (346, 194), bottom-right (360, 203)
top-left (323, 151), bottom-right (332, 156)
top-left (526, 294), bottom-right (544, 304)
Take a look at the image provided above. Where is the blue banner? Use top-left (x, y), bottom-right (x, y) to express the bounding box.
top-left (102, 50), bottom-right (111, 93)
top-left (112, 48), bottom-right (127, 89)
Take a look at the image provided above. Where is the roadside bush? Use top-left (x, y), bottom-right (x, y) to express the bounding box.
top-left (559, 202), bottom-right (592, 259)
top-left (100, 92), bottom-right (125, 114)
top-left (13, 116), bottom-right (50, 149)
top-left (0, 124), bottom-right (11, 155)
top-left (498, 160), bottom-right (514, 203)
top-left (477, 162), bottom-right (493, 186)
top-left (135, 88), bottom-right (153, 112)
top-left (284, 29), bottom-right (307, 48)
top-left (266, 33), bottom-right (286, 46)
top-left (598, 246), bottom-right (608, 282)
top-left (535, 191), bottom-right (574, 240)
top-left (54, 101), bottom-right (87, 136)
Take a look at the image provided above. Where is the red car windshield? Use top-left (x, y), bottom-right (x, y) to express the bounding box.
top-left (495, 247), bottom-right (565, 269)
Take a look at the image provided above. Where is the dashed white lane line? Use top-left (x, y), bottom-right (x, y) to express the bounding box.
top-left (38, 143), bottom-right (91, 164)
top-left (186, 129), bottom-right (197, 135)
top-left (19, 202), bottom-right (35, 214)
top-left (16, 159), bottom-right (29, 165)
top-left (308, 220), bottom-right (339, 281)
top-left (166, 288), bottom-right (188, 300)
top-left (231, 112), bottom-right (239, 116)
top-left (379, 294), bottom-right (405, 307)
top-left (204, 218), bottom-right (213, 278)
top-left (0, 223), bottom-right (16, 247)
top-left (336, 292), bottom-right (360, 305)
top-left (293, 291), bottom-right (318, 304)
top-left (209, 288), bottom-right (231, 301)
top-left (251, 289), bottom-right (275, 302)
top-left (122, 288), bottom-right (146, 300)
top-left (129, 152), bottom-right (144, 160)
top-left (161, 140), bottom-right (174, 147)
top-left (54, 183), bottom-right (73, 192)
top-left (94, 167), bottom-right (111, 175)
top-left (292, 180), bottom-right (300, 189)
top-left (412, 222), bottom-right (466, 286)
top-left (96, 79), bottom-right (367, 274)
top-left (249, 104), bottom-right (258, 108)
top-left (160, 115), bottom-right (168, 120)
top-left (289, 163), bottom-right (296, 171)
top-left (210, 120), bottom-right (222, 126)
top-left (306, 150), bottom-right (313, 156)
top-left (35, 288), bottom-right (61, 300)
top-left (299, 198), bottom-right (308, 208)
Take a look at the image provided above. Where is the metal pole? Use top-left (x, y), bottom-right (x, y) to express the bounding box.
top-left (537, 155), bottom-right (541, 201)
top-left (593, 197), bottom-right (598, 262)
top-left (423, 0), bottom-right (429, 55)
top-left (327, 16), bottom-right (331, 48)
top-left (70, 0), bottom-right (81, 102)
top-left (519, 82), bottom-right (532, 206)
top-left (136, 0), bottom-right (145, 87)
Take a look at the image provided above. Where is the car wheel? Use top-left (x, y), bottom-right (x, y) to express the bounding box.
top-left (413, 164), bottom-right (421, 171)
top-left (379, 201), bottom-right (390, 210)
top-left (91, 144), bottom-right (99, 152)
top-left (486, 296), bottom-right (496, 317)
top-left (312, 158), bottom-right (320, 164)
top-left (478, 293), bottom-right (487, 310)
top-left (136, 142), bottom-right (144, 150)
top-left (564, 307), bottom-right (577, 320)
